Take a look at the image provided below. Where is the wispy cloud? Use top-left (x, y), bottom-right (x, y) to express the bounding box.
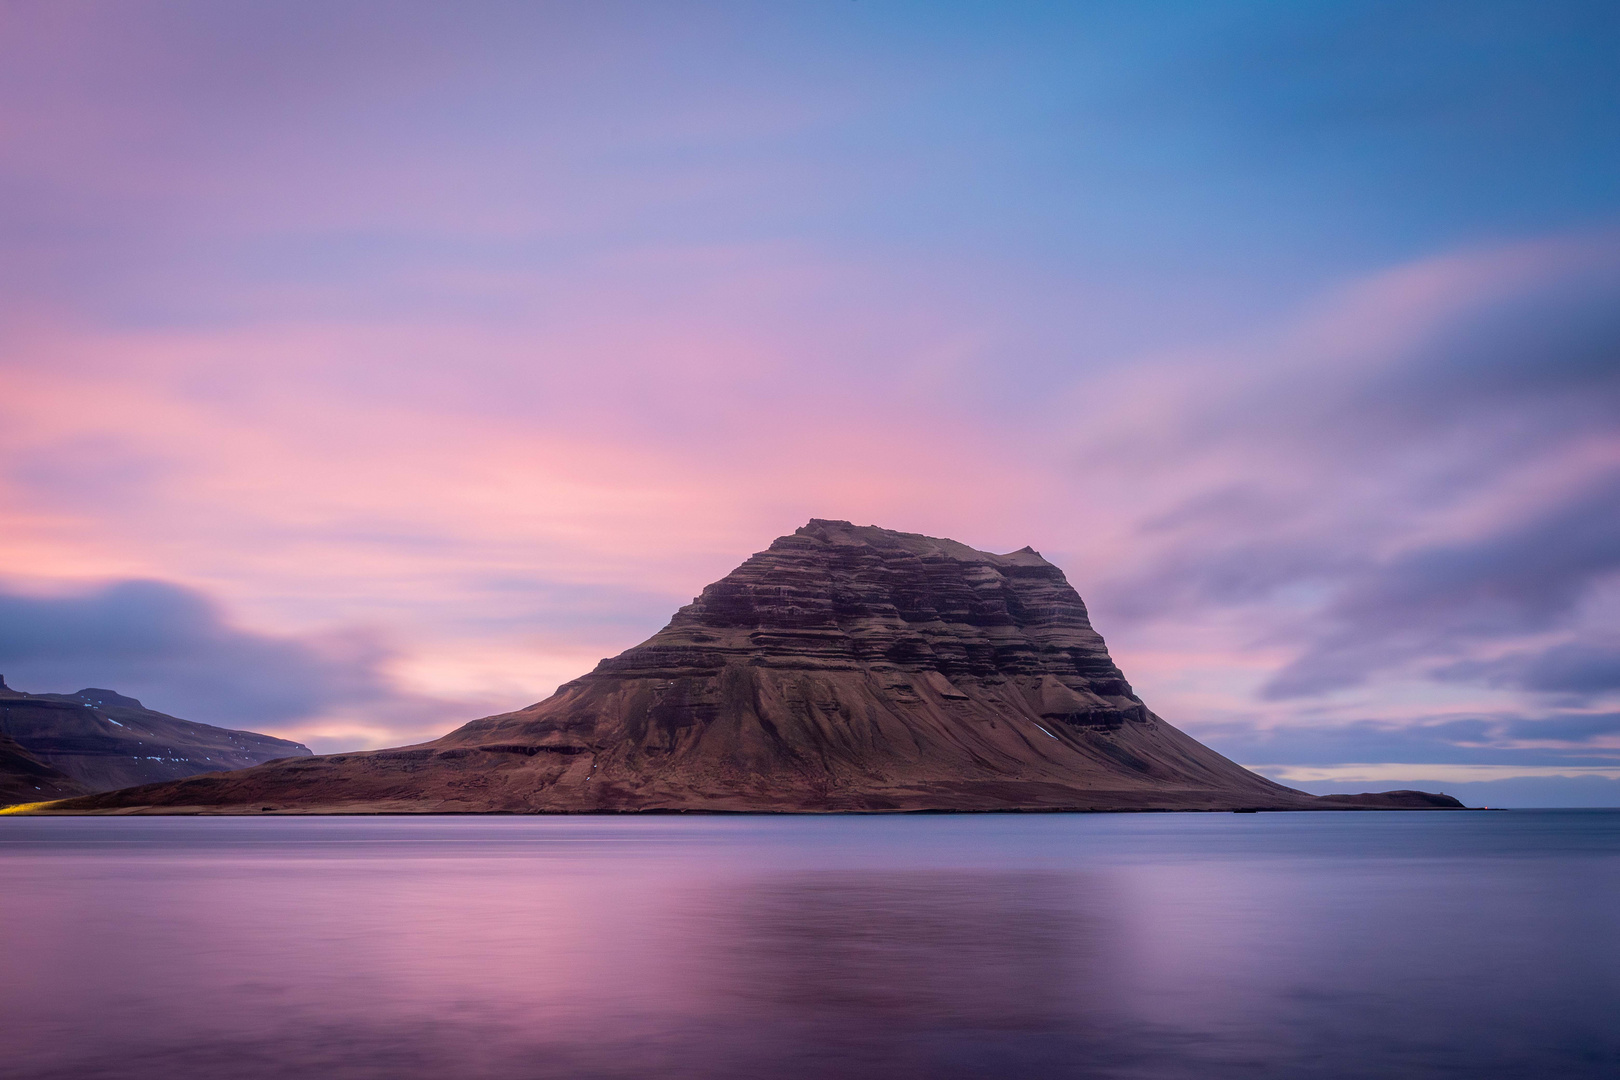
top-left (1064, 234), bottom-right (1620, 744)
top-left (0, 3), bottom-right (1615, 785)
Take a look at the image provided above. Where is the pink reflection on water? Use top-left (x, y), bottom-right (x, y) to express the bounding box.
top-left (3, 814), bottom-right (1617, 1080)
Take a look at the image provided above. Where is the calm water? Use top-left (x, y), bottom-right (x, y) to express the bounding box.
top-left (2, 811), bottom-right (1617, 1080)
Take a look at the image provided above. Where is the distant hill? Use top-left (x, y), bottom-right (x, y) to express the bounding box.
top-left (35, 520), bottom-right (1461, 814)
top-left (0, 731), bottom-right (88, 806)
top-left (0, 677), bottom-right (311, 803)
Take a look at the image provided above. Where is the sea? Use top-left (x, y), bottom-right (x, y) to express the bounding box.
top-left (1, 810), bottom-right (1616, 1080)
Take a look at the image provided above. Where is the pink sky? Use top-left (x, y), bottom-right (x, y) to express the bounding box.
top-left (2, 2), bottom-right (1617, 802)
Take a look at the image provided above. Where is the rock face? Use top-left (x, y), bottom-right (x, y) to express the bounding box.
top-left (39, 521), bottom-right (1463, 814)
top-left (0, 677), bottom-right (312, 801)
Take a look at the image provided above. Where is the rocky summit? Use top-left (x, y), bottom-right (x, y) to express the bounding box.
top-left (39, 521), bottom-right (1462, 814)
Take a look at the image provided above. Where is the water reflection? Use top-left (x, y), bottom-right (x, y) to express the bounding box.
top-left (671, 870), bottom-right (1124, 1080)
top-left (2, 814), bottom-right (1617, 1080)
top-left (719, 871), bottom-right (1098, 1030)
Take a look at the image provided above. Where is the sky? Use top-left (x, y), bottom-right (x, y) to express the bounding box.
top-left (1, 0), bottom-right (1617, 805)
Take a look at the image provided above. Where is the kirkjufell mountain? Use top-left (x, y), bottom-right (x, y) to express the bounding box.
top-left (30, 521), bottom-right (1460, 813)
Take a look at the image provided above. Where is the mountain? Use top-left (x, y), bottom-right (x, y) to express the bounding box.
top-left (32, 521), bottom-right (1461, 814)
top-left (0, 677), bottom-right (312, 801)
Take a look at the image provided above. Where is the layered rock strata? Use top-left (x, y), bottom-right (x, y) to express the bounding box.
top-left (37, 521), bottom-right (1462, 813)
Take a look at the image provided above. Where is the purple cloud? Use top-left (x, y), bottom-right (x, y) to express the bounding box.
top-left (1440, 641), bottom-right (1620, 701)
top-left (1091, 236), bottom-right (1620, 711)
top-left (0, 579), bottom-right (468, 743)
top-left (1262, 472), bottom-right (1620, 697)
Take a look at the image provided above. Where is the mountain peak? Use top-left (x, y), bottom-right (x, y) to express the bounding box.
top-left (787, 518), bottom-right (1032, 565)
top-left (71, 688), bottom-right (145, 709)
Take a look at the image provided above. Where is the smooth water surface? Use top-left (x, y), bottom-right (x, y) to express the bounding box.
top-left (2, 811), bottom-right (1617, 1079)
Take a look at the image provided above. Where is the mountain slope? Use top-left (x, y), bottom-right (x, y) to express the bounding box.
top-left (33, 521), bottom-right (1461, 813)
top-left (0, 678), bottom-right (312, 795)
top-left (0, 732), bottom-right (89, 806)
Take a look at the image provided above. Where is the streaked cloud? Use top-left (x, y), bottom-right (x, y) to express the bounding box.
top-left (0, 2), bottom-right (1615, 794)
top-left (1070, 235), bottom-right (1620, 746)
top-left (0, 579), bottom-right (484, 751)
